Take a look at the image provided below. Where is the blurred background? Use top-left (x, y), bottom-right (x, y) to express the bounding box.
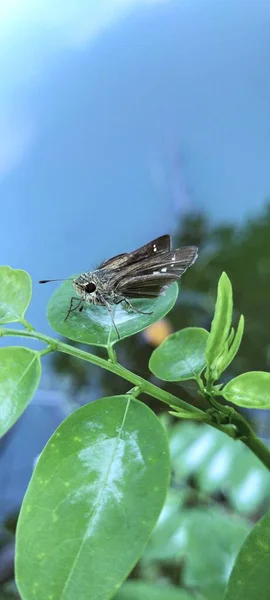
top-left (1, 1), bottom-right (270, 598)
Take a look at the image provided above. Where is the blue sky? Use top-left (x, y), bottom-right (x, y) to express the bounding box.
top-left (1, 0), bottom-right (270, 332)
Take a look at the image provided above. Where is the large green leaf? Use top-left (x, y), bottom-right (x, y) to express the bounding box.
top-left (47, 279), bottom-right (178, 347)
top-left (115, 581), bottom-right (199, 600)
top-left (0, 347), bottom-right (41, 437)
top-left (223, 509), bottom-right (270, 600)
top-left (222, 371), bottom-right (270, 408)
top-left (16, 396), bottom-right (170, 600)
top-left (0, 266), bottom-right (32, 325)
top-left (149, 327), bottom-right (208, 381)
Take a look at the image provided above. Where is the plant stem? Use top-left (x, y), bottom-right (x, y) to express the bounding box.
top-left (1, 326), bottom-right (270, 470)
top-left (0, 327), bottom-right (202, 414)
top-left (204, 379), bottom-right (270, 470)
top-left (227, 408), bottom-right (270, 470)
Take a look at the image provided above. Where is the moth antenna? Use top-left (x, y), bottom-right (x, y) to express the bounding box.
top-left (39, 278), bottom-right (73, 284)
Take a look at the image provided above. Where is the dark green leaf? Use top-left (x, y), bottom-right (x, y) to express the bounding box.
top-left (149, 327), bottom-right (209, 381)
top-left (206, 272), bottom-right (233, 373)
top-left (47, 279), bottom-right (178, 347)
top-left (223, 509), bottom-right (270, 600)
top-left (0, 347), bottom-right (41, 437)
top-left (16, 396), bottom-right (170, 600)
top-left (222, 371), bottom-right (270, 408)
top-left (0, 266), bottom-right (32, 325)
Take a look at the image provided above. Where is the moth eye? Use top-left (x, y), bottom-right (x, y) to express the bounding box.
top-left (85, 282), bottom-right (96, 293)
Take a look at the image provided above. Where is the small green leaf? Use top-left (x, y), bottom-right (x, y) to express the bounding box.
top-left (223, 509), bottom-right (270, 600)
top-left (0, 347), bottom-right (41, 437)
top-left (222, 371), bottom-right (270, 408)
top-left (16, 396), bottom-right (170, 600)
top-left (226, 327), bottom-right (235, 349)
top-left (169, 408), bottom-right (207, 420)
top-left (47, 279), bottom-right (178, 347)
top-left (115, 581), bottom-right (198, 600)
top-left (206, 272), bottom-right (233, 371)
top-left (149, 327), bottom-right (209, 381)
top-left (214, 315), bottom-right (244, 378)
top-left (0, 266), bottom-right (32, 325)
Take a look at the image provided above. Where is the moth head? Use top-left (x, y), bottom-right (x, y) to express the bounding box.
top-left (73, 275), bottom-right (96, 296)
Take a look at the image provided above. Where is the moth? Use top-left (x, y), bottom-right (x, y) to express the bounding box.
top-left (40, 234), bottom-right (198, 339)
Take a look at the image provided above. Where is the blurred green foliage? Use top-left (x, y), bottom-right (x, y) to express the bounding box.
top-left (114, 417), bottom-right (269, 600)
top-left (174, 205), bottom-right (270, 376)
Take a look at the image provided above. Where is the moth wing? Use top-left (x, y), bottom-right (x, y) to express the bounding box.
top-left (114, 246), bottom-right (198, 297)
top-left (98, 234), bottom-right (171, 270)
top-left (98, 252), bottom-right (130, 270)
top-left (113, 246), bottom-right (198, 286)
top-left (116, 273), bottom-right (178, 298)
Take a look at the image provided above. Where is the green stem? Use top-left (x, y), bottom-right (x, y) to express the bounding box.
top-left (205, 379), bottom-right (270, 470)
top-left (107, 343), bottom-right (117, 363)
top-left (226, 407), bottom-right (270, 469)
top-left (1, 326), bottom-right (270, 470)
top-left (20, 317), bottom-right (35, 331)
top-left (0, 327), bottom-right (202, 414)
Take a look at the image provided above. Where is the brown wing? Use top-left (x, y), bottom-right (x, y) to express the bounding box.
top-left (98, 234), bottom-right (171, 271)
top-left (114, 246), bottom-right (198, 297)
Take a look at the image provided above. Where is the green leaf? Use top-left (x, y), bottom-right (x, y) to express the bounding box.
top-left (115, 581), bottom-right (198, 600)
top-left (169, 408), bottom-right (206, 420)
top-left (0, 266), bottom-right (32, 325)
top-left (16, 396), bottom-right (170, 600)
top-left (214, 315), bottom-right (244, 378)
top-left (223, 509), bottom-right (270, 600)
top-left (222, 371), bottom-right (270, 408)
top-left (0, 347), bottom-right (41, 437)
top-left (149, 327), bottom-right (209, 381)
top-left (47, 279), bottom-right (178, 347)
top-left (206, 272), bottom-right (233, 372)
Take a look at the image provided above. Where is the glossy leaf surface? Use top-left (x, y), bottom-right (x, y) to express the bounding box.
top-left (0, 347), bottom-right (41, 437)
top-left (0, 266), bottom-right (32, 324)
top-left (16, 395), bottom-right (170, 600)
top-left (149, 327), bottom-right (208, 381)
top-left (47, 279), bottom-right (178, 347)
top-left (222, 371), bottom-right (270, 408)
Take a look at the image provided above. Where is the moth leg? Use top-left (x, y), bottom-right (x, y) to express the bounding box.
top-left (99, 295), bottom-right (120, 340)
top-left (64, 297), bottom-right (84, 321)
top-left (122, 298), bottom-right (153, 315)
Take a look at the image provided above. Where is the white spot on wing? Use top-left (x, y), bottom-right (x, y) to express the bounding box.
top-left (161, 267), bottom-right (167, 272)
top-left (153, 244), bottom-right (157, 252)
